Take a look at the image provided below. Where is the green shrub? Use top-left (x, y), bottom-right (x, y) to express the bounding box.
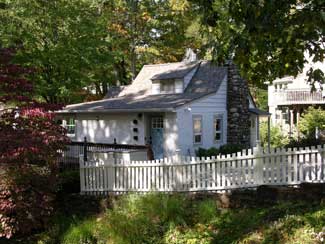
top-left (96, 193), bottom-right (189, 243)
top-left (61, 218), bottom-right (98, 244)
top-left (299, 107), bottom-right (325, 139)
top-left (260, 121), bottom-right (289, 148)
top-left (36, 215), bottom-right (98, 244)
top-left (218, 144), bottom-right (245, 155)
top-left (196, 144), bottom-right (245, 157)
top-left (164, 225), bottom-right (214, 244)
top-left (195, 200), bottom-right (218, 224)
top-left (285, 138), bottom-right (322, 148)
top-left (57, 170), bottom-right (80, 194)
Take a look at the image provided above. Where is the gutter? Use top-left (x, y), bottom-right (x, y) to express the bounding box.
top-left (56, 107), bottom-right (176, 114)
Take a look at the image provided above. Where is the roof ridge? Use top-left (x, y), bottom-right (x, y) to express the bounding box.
top-left (142, 62), bottom-right (184, 67)
top-left (66, 97), bottom-right (115, 108)
top-left (184, 61), bottom-right (202, 93)
top-left (143, 60), bottom-right (203, 68)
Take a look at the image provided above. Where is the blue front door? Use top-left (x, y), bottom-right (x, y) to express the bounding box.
top-left (151, 117), bottom-right (164, 159)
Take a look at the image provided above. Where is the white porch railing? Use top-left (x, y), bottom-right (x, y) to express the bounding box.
top-left (274, 90), bottom-right (325, 105)
top-left (79, 145), bottom-right (325, 194)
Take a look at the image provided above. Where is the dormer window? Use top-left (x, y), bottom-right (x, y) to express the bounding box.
top-left (161, 80), bottom-right (175, 94)
top-left (151, 79), bottom-right (183, 95)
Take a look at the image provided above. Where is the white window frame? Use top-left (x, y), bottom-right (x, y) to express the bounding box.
top-left (63, 117), bottom-right (76, 136)
top-left (152, 117), bottom-right (164, 129)
top-left (193, 115), bottom-right (203, 145)
top-left (214, 115), bottom-right (223, 143)
top-left (160, 80), bottom-right (175, 94)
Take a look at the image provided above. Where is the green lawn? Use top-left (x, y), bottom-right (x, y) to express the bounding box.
top-left (3, 193), bottom-right (324, 244)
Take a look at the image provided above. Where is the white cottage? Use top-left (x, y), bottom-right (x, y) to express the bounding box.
top-left (57, 61), bottom-right (268, 159)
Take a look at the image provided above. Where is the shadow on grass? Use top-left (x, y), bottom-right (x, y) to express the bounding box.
top-left (211, 202), bottom-right (325, 244)
top-left (0, 194), bottom-right (104, 244)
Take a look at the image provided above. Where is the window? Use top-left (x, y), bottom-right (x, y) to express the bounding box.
top-left (281, 107), bottom-right (289, 124)
top-left (193, 116), bottom-right (202, 144)
top-left (152, 117), bottom-right (164, 129)
top-left (64, 118), bottom-right (76, 136)
top-left (250, 118), bottom-right (255, 128)
top-left (160, 80), bottom-right (175, 94)
top-left (275, 111), bottom-right (280, 120)
top-left (214, 115), bottom-right (222, 143)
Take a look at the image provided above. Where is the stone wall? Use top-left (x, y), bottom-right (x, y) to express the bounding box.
top-left (188, 183), bottom-right (325, 208)
top-left (91, 183), bottom-right (325, 210)
top-left (226, 63), bottom-right (250, 147)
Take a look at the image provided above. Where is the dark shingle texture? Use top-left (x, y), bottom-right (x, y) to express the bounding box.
top-left (249, 108), bottom-right (271, 116)
top-left (186, 61), bottom-right (227, 93)
top-left (63, 93), bottom-right (209, 111)
top-left (151, 61), bottom-right (198, 80)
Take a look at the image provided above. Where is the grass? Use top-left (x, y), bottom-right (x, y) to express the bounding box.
top-left (1, 193), bottom-right (325, 244)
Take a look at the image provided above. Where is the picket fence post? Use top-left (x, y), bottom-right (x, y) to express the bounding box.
top-left (253, 142), bottom-right (264, 185)
top-left (79, 154), bottom-right (85, 194)
top-left (174, 149), bottom-right (182, 190)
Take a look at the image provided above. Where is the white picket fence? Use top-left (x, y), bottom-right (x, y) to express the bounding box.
top-left (79, 145), bottom-right (325, 194)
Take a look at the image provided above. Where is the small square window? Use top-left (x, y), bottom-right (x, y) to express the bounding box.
top-left (194, 134), bottom-right (202, 144)
top-left (215, 132), bottom-right (221, 141)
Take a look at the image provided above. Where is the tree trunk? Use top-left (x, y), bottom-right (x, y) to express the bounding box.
top-left (129, 0), bottom-right (139, 80)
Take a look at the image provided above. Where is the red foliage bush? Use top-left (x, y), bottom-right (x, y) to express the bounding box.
top-left (0, 48), bottom-right (69, 238)
top-left (0, 166), bottom-right (56, 238)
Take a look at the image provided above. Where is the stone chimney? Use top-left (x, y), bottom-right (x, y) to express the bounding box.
top-left (227, 63), bottom-right (251, 147)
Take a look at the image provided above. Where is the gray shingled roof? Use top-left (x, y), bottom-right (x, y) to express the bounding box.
top-left (60, 93), bottom-right (211, 112)
top-left (151, 61), bottom-right (198, 80)
top-left (249, 108), bottom-right (271, 116)
top-left (186, 62), bottom-right (227, 93)
top-left (60, 61), bottom-right (228, 113)
top-left (104, 86), bottom-right (129, 99)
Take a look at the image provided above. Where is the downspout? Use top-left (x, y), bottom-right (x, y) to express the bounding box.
top-left (268, 116), bottom-right (271, 152)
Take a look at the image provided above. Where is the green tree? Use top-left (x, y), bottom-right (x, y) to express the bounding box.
top-left (299, 107), bottom-right (325, 139)
top-left (260, 121), bottom-right (289, 148)
top-left (0, 0), bottom-right (114, 104)
top-left (103, 0), bottom-right (200, 80)
top-left (190, 0), bottom-right (325, 87)
top-left (1, 0), bottom-right (202, 104)
top-left (250, 86), bottom-right (268, 110)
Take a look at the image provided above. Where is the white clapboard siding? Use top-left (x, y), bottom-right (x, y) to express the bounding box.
top-left (79, 145), bottom-right (325, 194)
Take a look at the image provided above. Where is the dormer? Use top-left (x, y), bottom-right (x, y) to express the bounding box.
top-left (151, 62), bottom-right (199, 95)
top-left (151, 79), bottom-right (183, 94)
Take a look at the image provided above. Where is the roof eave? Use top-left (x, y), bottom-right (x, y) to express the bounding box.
top-left (249, 108), bottom-right (271, 116)
top-left (174, 91), bottom-right (217, 109)
top-left (56, 107), bottom-right (176, 114)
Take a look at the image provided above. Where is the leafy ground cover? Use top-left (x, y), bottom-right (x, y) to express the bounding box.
top-left (1, 193), bottom-right (324, 244)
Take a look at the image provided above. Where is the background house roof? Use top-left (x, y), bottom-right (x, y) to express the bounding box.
top-left (60, 61), bottom-right (228, 113)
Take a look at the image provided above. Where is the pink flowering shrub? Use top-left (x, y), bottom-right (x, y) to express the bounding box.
top-left (0, 48), bottom-right (69, 238)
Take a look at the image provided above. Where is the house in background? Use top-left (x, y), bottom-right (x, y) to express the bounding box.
top-left (57, 60), bottom-right (268, 159)
top-left (268, 60), bottom-right (325, 137)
